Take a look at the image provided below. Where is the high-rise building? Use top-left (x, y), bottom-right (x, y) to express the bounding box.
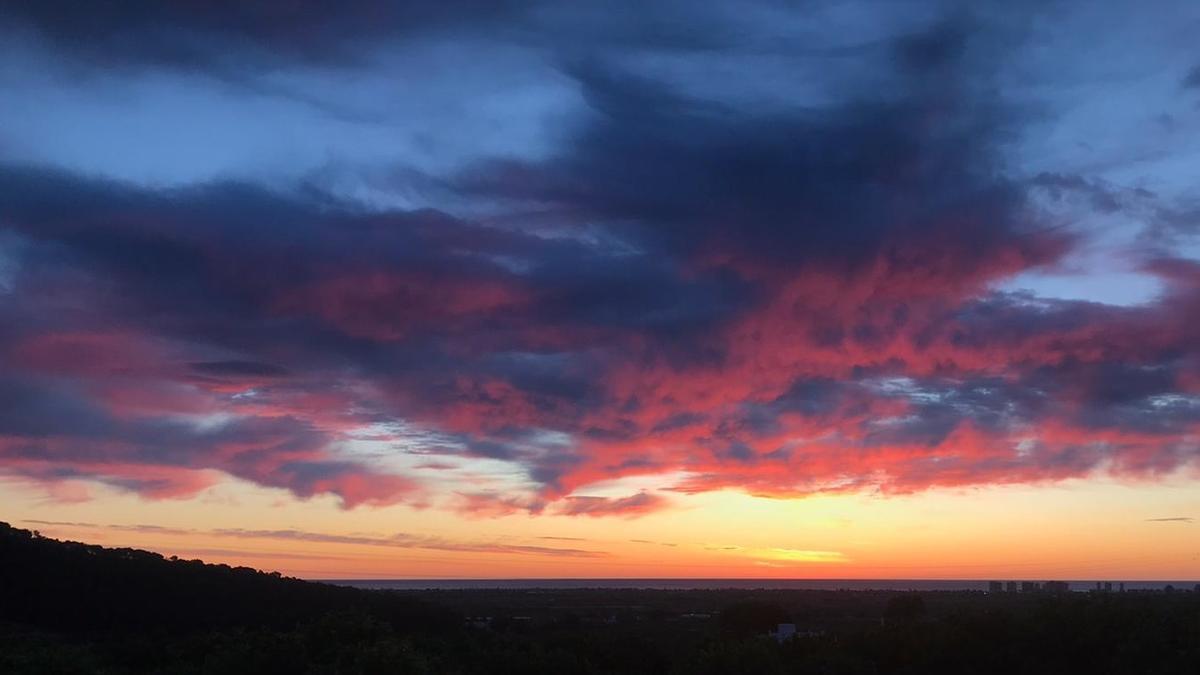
top-left (989, 581), bottom-right (1003, 593)
top-left (1021, 581), bottom-right (1040, 593)
top-left (1006, 581), bottom-right (1017, 593)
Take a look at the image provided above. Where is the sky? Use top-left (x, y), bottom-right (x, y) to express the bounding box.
top-left (1, 1), bottom-right (1199, 580)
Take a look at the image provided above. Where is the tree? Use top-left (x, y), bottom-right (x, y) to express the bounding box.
top-left (718, 601), bottom-right (790, 637)
top-left (884, 594), bottom-right (927, 624)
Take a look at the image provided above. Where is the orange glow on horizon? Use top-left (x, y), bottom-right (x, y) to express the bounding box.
top-left (5, 474), bottom-right (1197, 582)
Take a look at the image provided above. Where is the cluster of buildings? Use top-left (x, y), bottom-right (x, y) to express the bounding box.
top-left (987, 580), bottom-right (1127, 593)
top-left (987, 580), bottom-right (1071, 593)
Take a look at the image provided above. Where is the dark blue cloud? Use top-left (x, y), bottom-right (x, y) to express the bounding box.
top-left (1, 2), bottom-right (1199, 509)
top-left (0, 0), bottom-right (532, 69)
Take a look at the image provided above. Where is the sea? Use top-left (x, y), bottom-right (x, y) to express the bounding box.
top-left (326, 579), bottom-right (1198, 592)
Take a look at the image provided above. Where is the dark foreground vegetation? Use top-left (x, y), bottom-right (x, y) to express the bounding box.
top-left (2, 522), bottom-right (1198, 674)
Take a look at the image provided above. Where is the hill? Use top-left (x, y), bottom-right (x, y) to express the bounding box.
top-left (0, 521), bottom-right (456, 636)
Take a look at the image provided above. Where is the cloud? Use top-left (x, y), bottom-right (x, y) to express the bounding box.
top-left (554, 492), bottom-right (669, 518)
top-left (1032, 172), bottom-right (1126, 214)
top-left (1, 3), bottom-right (1199, 517)
top-left (0, 369), bottom-right (416, 507)
top-left (453, 492), bottom-right (547, 518)
top-left (23, 519), bottom-right (192, 536)
top-left (1184, 65), bottom-right (1200, 89)
top-left (0, 0), bottom-right (531, 71)
top-left (22, 520), bottom-right (608, 558)
top-left (1144, 517), bottom-right (1193, 523)
top-left (213, 528), bottom-right (608, 557)
top-left (757, 549), bottom-right (849, 564)
top-left (188, 361), bottom-right (290, 378)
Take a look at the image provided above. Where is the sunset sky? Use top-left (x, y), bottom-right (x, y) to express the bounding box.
top-left (1, 1), bottom-right (1199, 580)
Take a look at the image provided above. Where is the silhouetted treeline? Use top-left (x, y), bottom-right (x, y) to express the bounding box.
top-left (0, 522), bottom-right (457, 635)
top-left (2, 522), bottom-right (1199, 674)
